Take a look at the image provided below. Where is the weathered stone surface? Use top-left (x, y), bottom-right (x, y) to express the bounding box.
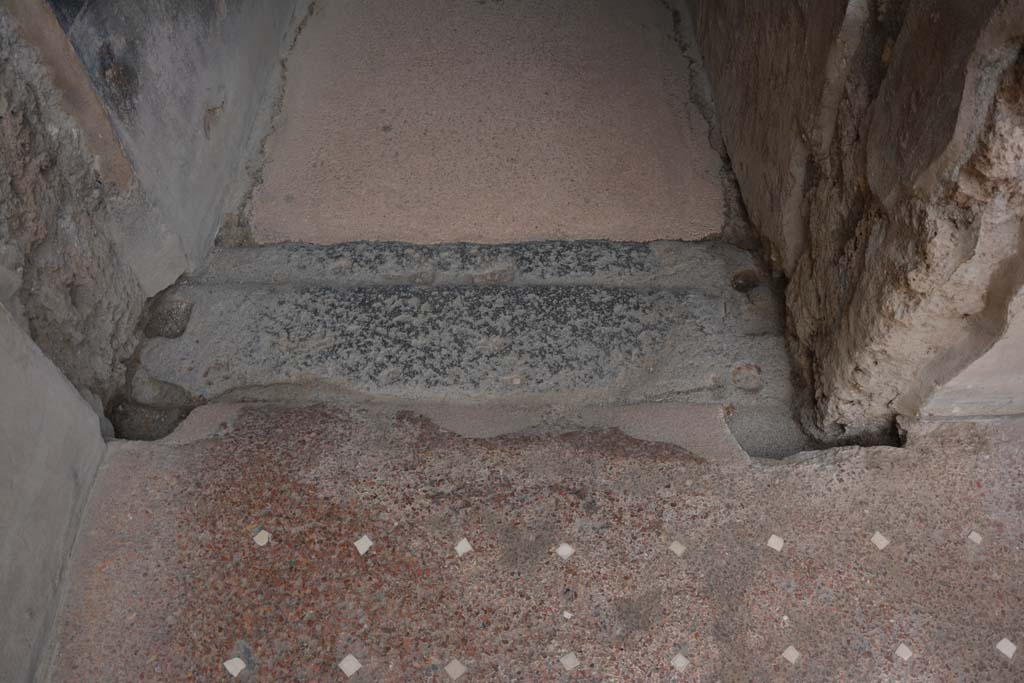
top-left (192, 240), bottom-right (759, 292)
top-left (0, 304), bottom-right (107, 683)
top-left (7, 0), bottom-right (132, 189)
top-left (61, 0), bottom-right (310, 287)
top-left (132, 241), bottom-right (809, 456)
top-left (917, 62), bottom-right (1024, 420)
top-left (789, 42), bottom-right (1024, 441)
top-left (141, 283), bottom-right (773, 402)
top-left (1, 0), bottom-right (312, 411)
top-left (866, 0), bottom-right (1024, 206)
top-left (684, 0), bottom-right (866, 273)
top-left (688, 0), bottom-right (1024, 439)
top-left (0, 6), bottom-right (144, 403)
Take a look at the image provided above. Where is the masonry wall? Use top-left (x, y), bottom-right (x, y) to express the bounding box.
top-left (1, 0), bottom-right (307, 412)
top-left (1, 3), bottom-right (145, 416)
top-left (53, 0), bottom-right (308, 293)
top-left (687, 0), bottom-right (1024, 440)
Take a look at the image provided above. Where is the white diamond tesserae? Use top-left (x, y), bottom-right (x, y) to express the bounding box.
top-left (445, 659), bottom-right (468, 680)
top-left (223, 657), bottom-right (246, 677)
top-left (671, 653), bottom-right (690, 672)
top-left (782, 646), bottom-right (800, 664)
top-left (871, 532), bottom-right (890, 550)
top-left (560, 652), bottom-right (580, 671)
top-left (969, 530), bottom-right (983, 544)
top-left (767, 534), bottom-right (784, 552)
top-left (455, 538), bottom-right (473, 557)
top-left (669, 541), bottom-right (686, 557)
top-left (354, 535), bottom-right (373, 555)
top-left (895, 643), bottom-right (913, 661)
top-left (556, 543), bottom-right (575, 560)
top-left (339, 654), bottom-right (362, 676)
top-left (253, 529), bottom-right (271, 546)
top-left (997, 638), bottom-right (1017, 659)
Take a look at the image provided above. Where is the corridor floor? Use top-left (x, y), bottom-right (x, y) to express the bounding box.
top-left (248, 0), bottom-right (729, 244)
top-left (51, 404), bottom-right (1024, 681)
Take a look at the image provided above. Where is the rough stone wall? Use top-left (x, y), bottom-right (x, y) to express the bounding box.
top-left (915, 43), bottom-right (1024, 419)
top-left (58, 0), bottom-right (309, 294)
top-left (1, 0), bottom-right (310, 416)
top-left (0, 7), bottom-right (144, 409)
top-left (689, 0), bottom-right (1024, 441)
top-left (791, 52), bottom-right (1024, 441)
top-left (684, 0), bottom-right (866, 274)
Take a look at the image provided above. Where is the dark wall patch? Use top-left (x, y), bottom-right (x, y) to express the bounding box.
top-left (96, 40), bottom-right (140, 120)
top-left (46, 0), bottom-right (87, 32)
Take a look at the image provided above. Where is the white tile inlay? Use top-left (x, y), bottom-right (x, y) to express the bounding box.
top-left (895, 643), bottom-right (912, 661)
top-left (445, 659), bottom-right (467, 680)
top-left (968, 530), bottom-right (983, 544)
top-left (455, 538), bottom-right (473, 557)
top-left (556, 543), bottom-right (575, 560)
top-left (782, 646), bottom-right (800, 664)
top-left (669, 541), bottom-right (686, 557)
top-left (871, 532), bottom-right (890, 550)
top-left (339, 654), bottom-right (362, 677)
top-left (560, 652), bottom-right (580, 671)
top-left (223, 657), bottom-right (246, 677)
top-left (997, 638), bottom-right (1017, 659)
top-left (354, 535), bottom-right (373, 556)
top-left (253, 529), bottom-right (271, 547)
top-left (767, 534), bottom-right (785, 552)
top-left (671, 653), bottom-right (690, 672)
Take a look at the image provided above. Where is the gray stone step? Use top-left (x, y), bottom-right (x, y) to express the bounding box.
top-left (127, 241), bottom-right (811, 456)
top-left (191, 240), bottom-right (763, 293)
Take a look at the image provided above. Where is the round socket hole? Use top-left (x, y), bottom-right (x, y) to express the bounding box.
top-left (730, 269), bottom-right (761, 293)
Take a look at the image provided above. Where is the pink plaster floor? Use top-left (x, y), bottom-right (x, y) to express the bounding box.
top-left (51, 404), bottom-right (1024, 681)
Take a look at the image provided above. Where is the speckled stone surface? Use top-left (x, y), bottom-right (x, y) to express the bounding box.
top-left (190, 241), bottom-right (757, 292)
top-left (129, 241), bottom-right (806, 456)
top-left (51, 405), bottom-right (1024, 681)
top-left (142, 285), bottom-right (732, 399)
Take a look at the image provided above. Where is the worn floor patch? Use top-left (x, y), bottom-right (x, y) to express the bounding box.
top-left (51, 405), bottom-right (1024, 681)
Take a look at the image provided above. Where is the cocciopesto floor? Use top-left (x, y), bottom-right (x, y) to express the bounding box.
top-left (50, 404), bottom-right (1024, 681)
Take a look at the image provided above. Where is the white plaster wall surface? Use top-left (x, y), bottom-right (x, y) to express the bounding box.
top-left (250, 0), bottom-right (725, 244)
top-left (0, 304), bottom-right (107, 683)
